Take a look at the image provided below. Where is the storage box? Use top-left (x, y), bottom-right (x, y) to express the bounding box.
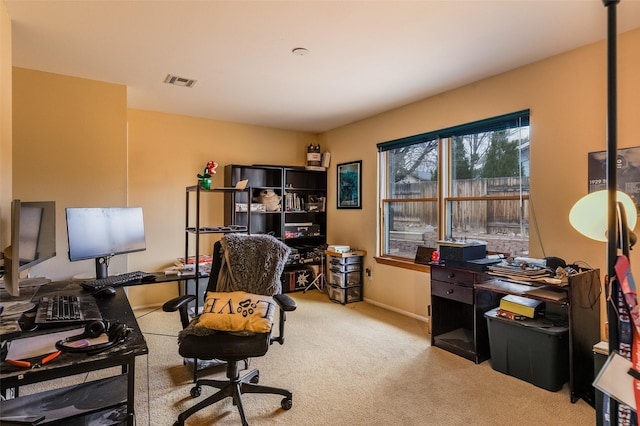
top-left (280, 267), bottom-right (315, 292)
top-left (485, 308), bottom-right (569, 391)
top-left (330, 256), bottom-right (361, 265)
top-left (284, 224), bottom-right (321, 239)
top-left (328, 284), bottom-right (362, 304)
top-left (438, 242), bottom-right (486, 262)
top-left (329, 270), bottom-right (361, 287)
top-left (327, 245), bottom-right (350, 253)
top-left (329, 263), bottom-right (361, 273)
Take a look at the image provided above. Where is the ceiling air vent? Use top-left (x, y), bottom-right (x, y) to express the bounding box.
top-left (164, 74), bottom-right (197, 88)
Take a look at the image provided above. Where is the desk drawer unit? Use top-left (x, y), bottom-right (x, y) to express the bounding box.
top-left (430, 264), bottom-right (494, 364)
top-left (431, 280), bottom-right (473, 304)
top-left (430, 267), bottom-right (476, 287)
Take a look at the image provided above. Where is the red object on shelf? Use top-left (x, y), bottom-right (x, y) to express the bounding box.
top-left (180, 255), bottom-right (212, 264)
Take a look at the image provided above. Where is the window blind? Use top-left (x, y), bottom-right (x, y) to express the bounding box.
top-left (377, 109), bottom-right (530, 152)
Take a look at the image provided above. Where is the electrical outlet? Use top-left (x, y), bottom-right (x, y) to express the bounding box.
top-left (365, 267), bottom-right (372, 280)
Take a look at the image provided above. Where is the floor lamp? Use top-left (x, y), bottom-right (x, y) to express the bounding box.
top-left (604, 0), bottom-right (623, 422)
top-left (570, 1), bottom-right (627, 423)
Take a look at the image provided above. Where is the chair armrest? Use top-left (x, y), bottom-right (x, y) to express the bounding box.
top-left (162, 295), bottom-right (196, 312)
top-left (271, 293), bottom-right (296, 346)
top-left (273, 293), bottom-right (297, 312)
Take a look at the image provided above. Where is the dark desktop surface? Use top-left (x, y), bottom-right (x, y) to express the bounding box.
top-left (0, 280), bottom-right (147, 385)
top-left (77, 271), bottom-right (185, 289)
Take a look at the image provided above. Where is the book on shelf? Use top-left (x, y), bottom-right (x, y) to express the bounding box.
top-left (499, 294), bottom-right (544, 318)
top-left (496, 308), bottom-right (528, 321)
top-left (178, 255), bottom-right (212, 264)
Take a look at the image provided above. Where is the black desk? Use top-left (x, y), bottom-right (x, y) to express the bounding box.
top-left (0, 281), bottom-right (148, 425)
top-left (476, 269), bottom-right (601, 405)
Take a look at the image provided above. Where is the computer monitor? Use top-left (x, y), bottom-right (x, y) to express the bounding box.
top-left (2, 200), bottom-right (57, 297)
top-left (66, 207), bottom-right (146, 279)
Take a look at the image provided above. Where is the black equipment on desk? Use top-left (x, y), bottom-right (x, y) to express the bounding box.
top-left (35, 295), bottom-right (102, 326)
top-left (80, 271), bottom-right (156, 291)
top-left (55, 320), bottom-right (130, 355)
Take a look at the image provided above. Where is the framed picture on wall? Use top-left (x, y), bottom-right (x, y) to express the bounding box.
top-left (588, 146), bottom-right (640, 215)
top-left (337, 160), bottom-right (362, 209)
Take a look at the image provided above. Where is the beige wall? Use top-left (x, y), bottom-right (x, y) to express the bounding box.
top-left (12, 68), bottom-right (128, 280)
top-left (10, 70), bottom-right (317, 307)
top-left (0, 1), bottom-right (12, 251)
top-left (321, 28), bottom-right (640, 320)
top-left (125, 109), bottom-right (317, 306)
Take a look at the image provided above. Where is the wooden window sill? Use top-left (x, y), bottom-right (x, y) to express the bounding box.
top-left (374, 256), bottom-right (431, 273)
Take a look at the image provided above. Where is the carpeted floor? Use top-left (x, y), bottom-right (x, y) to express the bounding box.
top-left (129, 290), bottom-right (595, 426)
top-left (17, 289), bottom-right (595, 425)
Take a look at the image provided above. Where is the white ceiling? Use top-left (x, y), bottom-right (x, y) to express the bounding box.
top-left (5, 0), bottom-right (640, 133)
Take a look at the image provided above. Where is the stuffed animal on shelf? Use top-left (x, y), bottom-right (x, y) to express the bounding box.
top-left (255, 189), bottom-right (281, 212)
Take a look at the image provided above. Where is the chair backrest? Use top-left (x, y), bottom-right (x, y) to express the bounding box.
top-left (212, 234), bottom-right (291, 296)
top-left (206, 241), bottom-right (224, 293)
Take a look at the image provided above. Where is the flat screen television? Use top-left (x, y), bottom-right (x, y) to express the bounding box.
top-left (65, 207), bottom-right (146, 279)
top-left (2, 200), bottom-right (57, 297)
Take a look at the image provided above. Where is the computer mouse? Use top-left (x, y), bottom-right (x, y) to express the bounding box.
top-left (93, 286), bottom-right (116, 298)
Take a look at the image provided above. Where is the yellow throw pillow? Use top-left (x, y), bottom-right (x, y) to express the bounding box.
top-left (197, 291), bottom-right (275, 333)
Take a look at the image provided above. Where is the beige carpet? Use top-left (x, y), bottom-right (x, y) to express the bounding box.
top-left (17, 290), bottom-right (595, 425)
top-left (129, 290), bottom-right (595, 426)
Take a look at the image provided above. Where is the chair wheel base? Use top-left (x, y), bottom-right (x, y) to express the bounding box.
top-left (281, 397), bottom-right (293, 410)
top-left (190, 386), bottom-right (201, 398)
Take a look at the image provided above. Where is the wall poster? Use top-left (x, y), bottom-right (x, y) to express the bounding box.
top-left (588, 146), bottom-right (640, 213)
top-left (337, 160), bottom-right (362, 209)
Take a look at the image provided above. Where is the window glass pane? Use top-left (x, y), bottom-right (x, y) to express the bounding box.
top-left (387, 140), bottom-right (438, 197)
top-left (379, 112), bottom-right (530, 263)
top-left (451, 126), bottom-right (530, 194)
top-left (449, 199), bottom-right (529, 256)
top-left (383, 200), bottom-right (438, 258)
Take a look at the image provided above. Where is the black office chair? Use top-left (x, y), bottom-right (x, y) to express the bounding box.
top-left (163, 234), bottom-right (296, 426)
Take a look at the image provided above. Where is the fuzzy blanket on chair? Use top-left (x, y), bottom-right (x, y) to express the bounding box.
top-left (178, 234), bottom-right (290, 340)
top-left (216, 233), bottom-right (290, 296)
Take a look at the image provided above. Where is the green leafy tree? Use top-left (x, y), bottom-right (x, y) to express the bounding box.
top-left (452, 136), bottom-right (473, 179)
top-left (481, 130), bottom-right (521, 178)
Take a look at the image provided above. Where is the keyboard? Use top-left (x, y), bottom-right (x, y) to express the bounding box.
top-left (35, 294), bottom-right (101, 324)
top-left (43, 295), bottom-right (81, 321)
top-left (80, 271), bottom-right (156, 291)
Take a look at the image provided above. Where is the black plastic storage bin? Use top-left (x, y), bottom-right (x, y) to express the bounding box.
top-left (485, 307), bottom-right (569, 391)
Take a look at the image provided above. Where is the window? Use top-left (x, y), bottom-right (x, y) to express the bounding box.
top-left (378, 110), bottom-right (530, 262)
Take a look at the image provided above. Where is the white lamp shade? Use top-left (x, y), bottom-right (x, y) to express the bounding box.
top-left (569, 190), bottom-right (638, 242)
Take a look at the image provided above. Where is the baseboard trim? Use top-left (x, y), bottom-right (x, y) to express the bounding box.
top-left (363, 297), bottom-right (429, 323)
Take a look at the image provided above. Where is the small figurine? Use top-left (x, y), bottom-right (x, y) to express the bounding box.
top-left (206, 161), bottom-right (218, 175)
top-left (197, 161), bottom-right (218, 189)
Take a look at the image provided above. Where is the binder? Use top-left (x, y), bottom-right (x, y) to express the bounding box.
top-left (499, 294), bottom-right (544, 318)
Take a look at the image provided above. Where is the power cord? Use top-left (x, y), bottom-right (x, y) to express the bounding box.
top-left (528, 192), bottom-right (546, 258)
